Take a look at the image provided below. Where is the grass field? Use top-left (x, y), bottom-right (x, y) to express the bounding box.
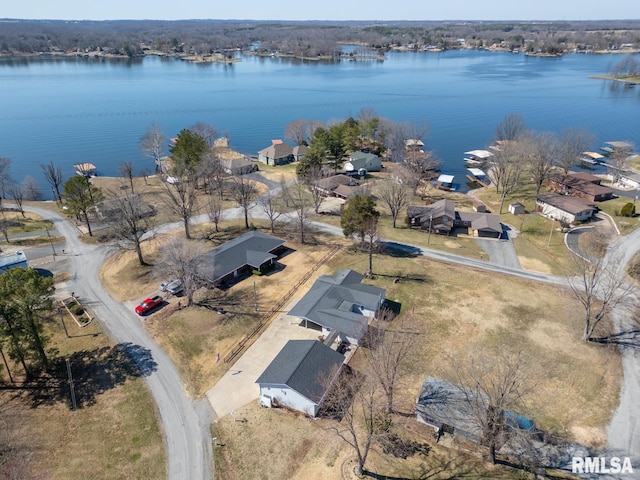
top-left (0, 304), bottom-right (165, 479)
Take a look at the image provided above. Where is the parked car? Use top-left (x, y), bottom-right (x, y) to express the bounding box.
top-left (166, 279), bottom-right (183, 295)
top-left (159, 280), bottom-right (173, 292)
top-left (135, 295), bottom-right (164, 316)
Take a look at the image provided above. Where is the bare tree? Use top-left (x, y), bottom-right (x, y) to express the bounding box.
top-left (303, 165), bottom-right (325, 215)
top-left (163, 151), bottom-right (200, 239)
top-left (377, 178), bottom-right (407, 228)
top-left (199, 150), bottom-right (226, 197)
top-left (489, 143), bottom-right (525, 214)
top-left (207, 192), bottom-right (224, 232)
top-left (285, 181), bottom-right (311, 243)
top-left (556, 128), bottom-right (596, 174)
top-left (189, 122), bottom-right (218, 147)
top-left (155, 238), bottom-right (207, 307)
top-left (103, 190), bottom-right (155, 266)
top-left (568, 252), bottom-right (638, 342)
top-left (383, 119), bottom-right (429, 163)
top-left (0, 157), bottom-right (10, 200)
top-left (494, 112), bottom-right (526, 142)
top-left (118, 161), bottom-right (135, 193)
top-left (609, 144), bottom-right (633, 184)
top-left (40, 161), bottom-right (64, 202)
top-left (524, 131), bottom-right (558, 196)
top-left (258, 191), bottom-right (284, 233)
top-left (139, 123), bottom-right (167, 173)
top-left (228, 176), bottom-right (258, 229)
top-left (0, 208), bottom-right (10, 243)
top-left (284, 118), bottom-right (313, 145)
top-left (363, 311), bottom-right (418, 413)
top-left (21, 176), bottom-right (42, 201)
top-left (7, 184), bottom-right (25, 217)
top-left (322, 368), bottom-right (383, 476)
top-left (446, 350), bottom-right (535, 464)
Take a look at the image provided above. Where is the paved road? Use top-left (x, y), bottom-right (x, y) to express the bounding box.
top-left (605, 226), bottom-right (640, 468)
top-left (25, 205), bottom-right (212, 480)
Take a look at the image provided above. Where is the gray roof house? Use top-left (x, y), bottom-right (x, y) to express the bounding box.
top-left (256, 339), bottom-right (345, 417)
top-left (258, 140), bottom-right (294, 166)
top-left (289, 270), bottom-right (385, 345)
top-left (198, 231), bottom-right (286, 286)
top-left (292, 144), bottom-right (308, 161)
top-left (344, 151), bottom-right (382, 172)
top-left (407, 199), bottom-right (456, 234)
top-left (536, 193), bottom-right (596, 224)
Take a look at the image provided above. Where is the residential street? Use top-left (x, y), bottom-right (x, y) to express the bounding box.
top-left (23, 205), bottom-right (213, 480)
top-left (20, 198), bottom-right (640, 478)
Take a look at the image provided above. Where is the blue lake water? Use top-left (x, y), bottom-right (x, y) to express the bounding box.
top-left (0, 50), bottom-right (638, 198)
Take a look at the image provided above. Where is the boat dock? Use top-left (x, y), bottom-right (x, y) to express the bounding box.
top-left (436, 174), bottom-right (456, 191)
top-left (464, 149), bottom-right (494, 165)
top-left (466, 168), bottom-right (490, 187)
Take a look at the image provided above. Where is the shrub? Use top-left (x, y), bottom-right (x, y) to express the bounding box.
top-left (620, 202), bottom-right (636, 217)
top-left (72, 305), bottom-right (84, 316)
top-left (252, 269), bottom-right (262, 276)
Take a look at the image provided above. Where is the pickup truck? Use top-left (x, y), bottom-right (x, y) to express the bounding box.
top-left (135, 295), bottom-right (164, 316)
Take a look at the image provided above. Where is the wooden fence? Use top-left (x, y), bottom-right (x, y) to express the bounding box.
top-left (224, 244), bottom-right (343, 363)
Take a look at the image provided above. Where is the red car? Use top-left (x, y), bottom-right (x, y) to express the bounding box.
top-left (135, 295), bottom-right (164, 316)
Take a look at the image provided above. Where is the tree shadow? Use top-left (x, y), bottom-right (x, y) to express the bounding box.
top-left (22, 342), bottom-right (157, 409)
top-left (589, 330), bottom-right (640, 349)
top-left (379, 241), bottom-right (422, 258)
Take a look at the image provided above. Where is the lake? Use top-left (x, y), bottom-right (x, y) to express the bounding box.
top-left (0, 50), bottom-right (638, 198)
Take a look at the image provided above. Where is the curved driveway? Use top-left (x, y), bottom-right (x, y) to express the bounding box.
top-left (25, 205), bottom-right (212, 480)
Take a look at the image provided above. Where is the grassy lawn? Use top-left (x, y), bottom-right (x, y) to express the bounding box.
top-left (213, 401), bottom-right (524, 480)
top-left (100, 220), bottom-right (348, 396)
top-left (0, 305), bottom-right (165, 480)
top-left (326, 249), bottom-right (620, 444)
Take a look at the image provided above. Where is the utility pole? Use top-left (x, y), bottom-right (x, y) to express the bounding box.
top-left (57, 305), bottom-right (69, 338)
top-left (66, 358), bottom-right (77, 411)
top-left (547, 217), bottom-right (555, 247)
top-left (253, 281), bottom-right (258, 312)
top-left (427, 214), bottom-right (433, 245)
top-left (45, 225), bottom-right (56, 257)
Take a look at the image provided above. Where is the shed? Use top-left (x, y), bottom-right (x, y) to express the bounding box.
top-left (508, 202), bottom-right (526, 215)
top-left (256, 340), bottom-right (345, 417)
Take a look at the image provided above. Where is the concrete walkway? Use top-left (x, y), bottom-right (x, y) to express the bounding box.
top-left (206, 296), bottom-right (320, 420)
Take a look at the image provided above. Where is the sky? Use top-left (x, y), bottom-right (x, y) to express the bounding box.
top-left (2, 0), bottom-right (639, 22)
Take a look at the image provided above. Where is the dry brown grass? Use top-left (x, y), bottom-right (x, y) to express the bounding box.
top-left (0, 308), bottom-right (165, 480)
top-left (100, 220), bottom-right (348, 396)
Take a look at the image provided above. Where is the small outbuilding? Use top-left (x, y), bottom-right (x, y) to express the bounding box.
top-left (508, 202), bottom-right (526, 215)
top-left (256, 339), bottom-right (345, 417)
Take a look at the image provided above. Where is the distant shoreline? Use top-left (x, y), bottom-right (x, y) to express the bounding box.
top-left (589, 74), bottom-right (640, 85)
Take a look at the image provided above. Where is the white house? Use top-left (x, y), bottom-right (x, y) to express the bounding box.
top-left (536, 193), bottom-right (596, 224)
top-left (256, 340), bottom-right (345, 417)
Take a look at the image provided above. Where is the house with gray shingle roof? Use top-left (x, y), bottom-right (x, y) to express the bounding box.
top-left (256, 339), bottom-right (345, 417)
top-left (258, 139), bottom-right (294, 166)
top-left (288, 270), bottom-right (385, 345)
top-left (198, 231), bottom-right (286, 287)
top-left (344, 151), bottom-right (382, 172)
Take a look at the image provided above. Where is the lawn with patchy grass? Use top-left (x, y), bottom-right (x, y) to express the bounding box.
top-left (101, 221), bottom-right (347, 395)
top-left (0, 306), bottom-right (165, 480)
top-left (326, 249), bottom-right (620, 446)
